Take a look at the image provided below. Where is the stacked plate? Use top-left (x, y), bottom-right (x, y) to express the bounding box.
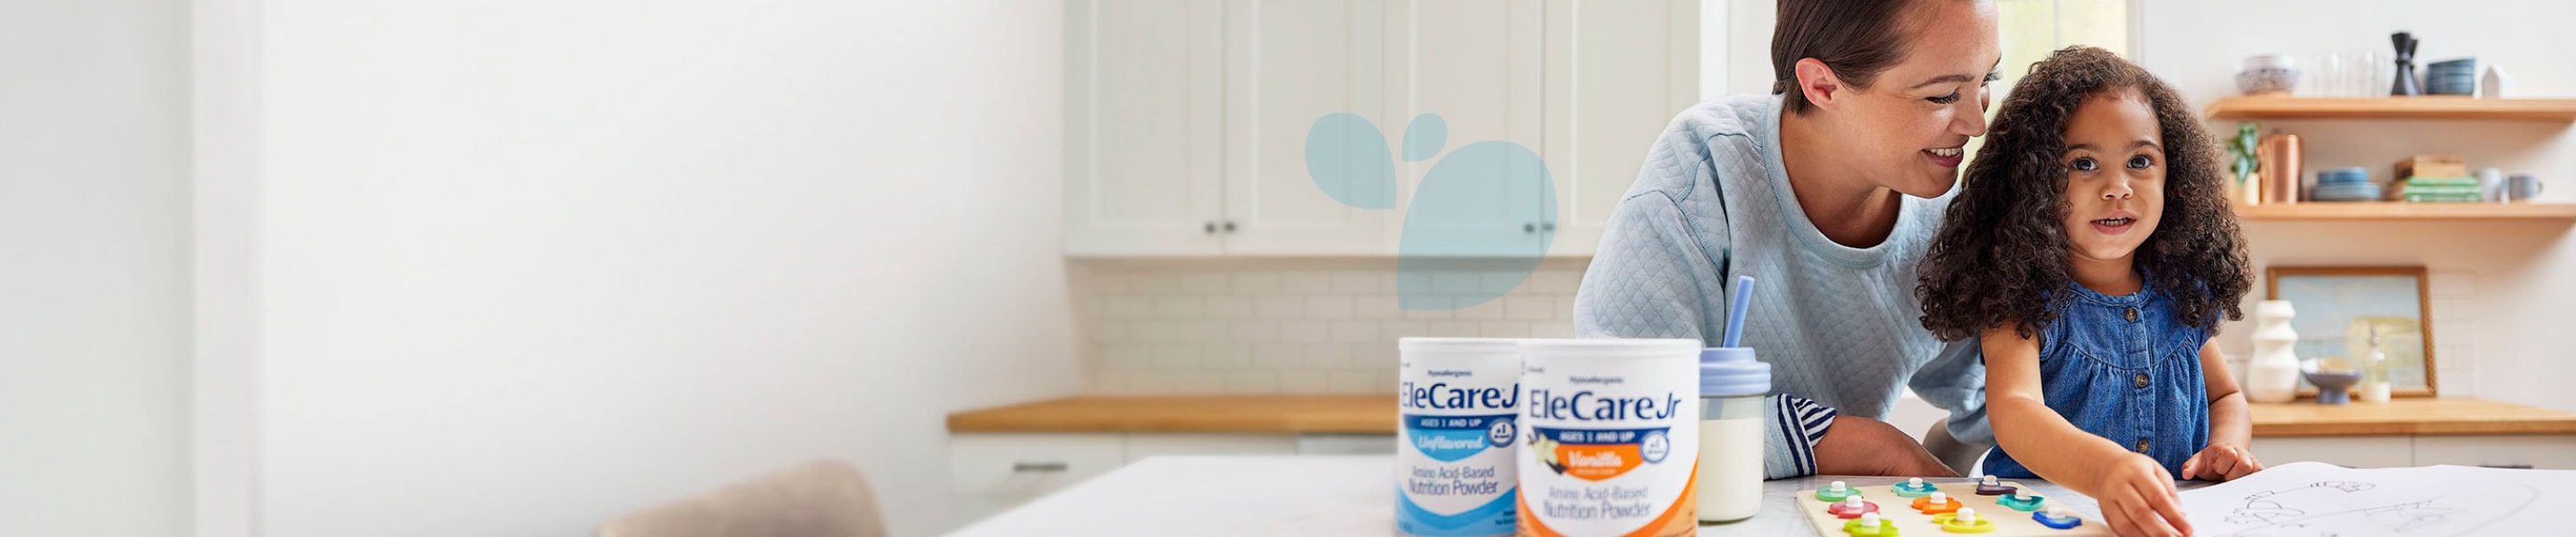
top-left (2312, 167), bottom-right (2378, 201)
top-left (2427, 57), bottom-right (2477, 96)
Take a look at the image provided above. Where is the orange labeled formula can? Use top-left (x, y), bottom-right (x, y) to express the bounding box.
top-left (1515, 338), bottom-right (1700, 537)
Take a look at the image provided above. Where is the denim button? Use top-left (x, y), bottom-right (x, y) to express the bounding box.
top-left (2135, 439), bottom-right (2150, 453)
top-left (2135, 373), bottom-right (2150, 388)
top-left (2124, 308), bottom-right (2139, 322)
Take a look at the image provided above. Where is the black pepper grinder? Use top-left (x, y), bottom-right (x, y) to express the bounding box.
top-left (2391, 31), bottom-right (2422, 96)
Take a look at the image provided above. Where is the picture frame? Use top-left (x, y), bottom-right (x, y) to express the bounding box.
top-left (2267, 266), bottom-right (2437, 397)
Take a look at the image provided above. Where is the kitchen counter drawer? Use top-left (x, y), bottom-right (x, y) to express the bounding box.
top-left (949, 433), bottom-right (1128, 499)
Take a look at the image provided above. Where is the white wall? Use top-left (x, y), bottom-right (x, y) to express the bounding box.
top-left (205, 1), bottom-right (1080, 535)
top-left (0, 0), bottom-right (191, 535)
top-left (2140, 0), bottom-right (2574, 413)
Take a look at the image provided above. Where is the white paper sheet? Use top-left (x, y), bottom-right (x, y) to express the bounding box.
top-left (2178, 461), bottom-right (2576, 536)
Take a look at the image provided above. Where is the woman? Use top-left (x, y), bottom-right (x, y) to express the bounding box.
top-left (1573, 0), bottom-right (1999, 480)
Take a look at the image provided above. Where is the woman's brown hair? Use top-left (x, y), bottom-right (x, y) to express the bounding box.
top-left (1915, 46), bottom-right (2252, 342)
top-left (1772, 0), bottom-right (1934, 115)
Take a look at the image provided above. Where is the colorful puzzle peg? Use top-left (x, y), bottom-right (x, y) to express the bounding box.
top-left (1893, 477), bottom-right (1939, 498)
top-left (1996, 486), bottom-right (2046, 512)
top-left (1826, 497), bottom-right (1880, 519)
top-left (1817, 480), bottom-right (1863, 502)
top-left (1932, 508), bottom-right (1996, 534)
top-left (2033, 507), bottom-right (2084, 530)
top-left (1931, 507), bottom-right (1997, 533)
top-left (1973, 474), bottom-right (2014, 496)
top-left (1843, 511), bottom-right (1900, 537)
top-left (1912, 491), bottom-right (1962, 514)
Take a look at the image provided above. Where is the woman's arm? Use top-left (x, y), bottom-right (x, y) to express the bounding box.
top-left (1983, 326), bottom-right (2190, 537)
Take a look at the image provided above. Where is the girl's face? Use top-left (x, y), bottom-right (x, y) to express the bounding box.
top-left (2058, 89), bottom-right (2165, 266)
top-left (1835, 0), bottom-right (2000, 199)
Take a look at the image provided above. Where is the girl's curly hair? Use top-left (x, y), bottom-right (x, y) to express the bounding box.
top-left (1916, 46), bottom-right (2250, 342)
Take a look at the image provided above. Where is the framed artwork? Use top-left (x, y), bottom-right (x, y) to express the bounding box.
top-left (2267, 266), bottom-right (2436, 397)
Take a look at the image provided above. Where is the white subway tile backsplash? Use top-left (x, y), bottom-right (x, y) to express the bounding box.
top-left (1530, 270), bottom-right (1581, 294)
top-left (1077, 260), bottom-right (2484, 396)
top-left (1233, 272), bottom-right (1284, 294)
top-left (1332, 271), bottom-right (1380, 294)
top-left (1131, 274), bottom-right (1185, 294)
top-left (1453, 299), bottom-right (1508, 320)
top-left (1256, 296), bottom-right (1308, 320)
top-left (1226, 371), bottom-right (1281, 394)
top-left (1106, 296), bottom-right (1155, 319)
top-left (1229, 320), bottom-right (1280, 343)
top-left (1154, 296), bottom-right (1204, 318)
top-left (1282, 272), bottom-right (1335, 294)
top-left (1205, 295), bottom-right (1254, 319)
top-left (1130, 321), bottom-right (1179, 344)
top-left (1079, 260), bottom-right (1583, 394)
top-left (1327, 371), bottom-right (1382, 394)
top-left (1253, 345), bottom-right (1304, 369)
top-left (1353, 295), bottom-right (1401, 320)
top-left (1381, 321), bottom-right (1430, 340)
top-left (1429, 273), bottom-right (1481, 294)
top-left (1183, 273), bottom-right (1230, 294)
top-left (1177, 320), bottom-right (1228, 344)
top-left (1330, 322), bottom-right (1378, 344)
top-left (1303, 345), bottom-right (1354, 370)
top-left (1154, 347), bottom-right (1202, 371)
top-left (1306, 295), bottom-right (1356, 319)
top-left (1279, 321), bottom-right (1331, 343)
top-left (1505, 296), bottom-right (1556, 320)
top-left (1203, 345), bottom-right (1253, 371)
top-left (1280, 371), bottom-right (1332, 392)
top-left (1429, 321), bottom-right (1479, 337)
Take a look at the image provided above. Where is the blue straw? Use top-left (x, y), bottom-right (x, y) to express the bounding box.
top-left (1722, 275), bottom-right (1755, 348)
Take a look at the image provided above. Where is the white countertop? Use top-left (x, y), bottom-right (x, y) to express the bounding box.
top-left (945, 456), bottom-right (2192, 536)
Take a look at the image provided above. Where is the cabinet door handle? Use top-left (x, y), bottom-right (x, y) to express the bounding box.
top-left (1523, 223), bottom-right (1537, 233)
top-left (1204, 221), bottom-right (1216, 234)
top-left (2481, 464), bottom-right (2536, 469)
top-left (1013, 461), bottom-right (1070, 473)
top-left (1223, 220), bottom-right (1237, 233)
top-left (1541, 222), bottom-right (1555, 232)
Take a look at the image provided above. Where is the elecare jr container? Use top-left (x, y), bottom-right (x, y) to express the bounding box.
top-left (1515, 338), bottom-right (1701, 537)
top-left (1397, 337), bottom-right (1524, 537)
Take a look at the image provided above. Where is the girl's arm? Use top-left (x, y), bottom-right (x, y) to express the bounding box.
top-left (2182, 338), bottom-right (2264, 481)
top-left (1984, 326), bottom-right (2191, 537)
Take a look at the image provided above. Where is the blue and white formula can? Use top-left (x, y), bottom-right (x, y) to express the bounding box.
top-left (1396, 337), bottom-right (1523, 537)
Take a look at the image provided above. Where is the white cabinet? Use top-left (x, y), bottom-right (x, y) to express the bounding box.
top-left (1221, 0), bottom-right (1393, 255)
top-left (1065, 0), bottom-right (1697, 258)
top-left (1064, 0), bottom-right (1227, 256)
top-left (2411, 435), bottom-right (2576, 469)
top-left (947, 432), bottom-right (1300, 529)
top-left (2245, 434), bottom-right (2576, 470)
top-left (1540, 0), bottom-right (1699, 257)
top-left (1066, 0), bottom-right (1390, 257)
top-left (2249, 436), bottom-right (2416, 469)
top-left (1384, 0), bottom-right (1548, 258)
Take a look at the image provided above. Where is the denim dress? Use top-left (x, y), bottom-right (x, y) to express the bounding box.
top-left (1981, 279), bottom-right (2210, 479)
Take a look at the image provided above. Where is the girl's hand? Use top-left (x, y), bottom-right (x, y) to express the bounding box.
top-left (2092, 453), bottom-right (2191, 537)
top-left (2181, 441), bottom-right (2263, 482)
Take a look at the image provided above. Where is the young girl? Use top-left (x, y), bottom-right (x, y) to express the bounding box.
top-left (1916, 47), bottom-right (2259, 537)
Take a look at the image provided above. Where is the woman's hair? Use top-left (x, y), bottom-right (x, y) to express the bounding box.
top-left (1915, 46), bottom-right (2250, 342)
top-left (1772, 0), bottom-right (1934, 115)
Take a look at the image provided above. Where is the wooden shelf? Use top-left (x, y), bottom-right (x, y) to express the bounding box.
top-left (2234, 201), bottom-right (2576, 221)
top-left (2205, 97), bottom-right (2576, 121)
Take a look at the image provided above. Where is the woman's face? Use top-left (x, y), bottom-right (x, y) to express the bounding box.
top-left (1835, 0), bottom-right (2001, 199)
top-left (2058, 89), bottom-right (2165, 267)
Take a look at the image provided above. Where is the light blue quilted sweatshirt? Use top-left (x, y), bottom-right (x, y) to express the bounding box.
top-left (1572, 93), bottom-right (1991, 479)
